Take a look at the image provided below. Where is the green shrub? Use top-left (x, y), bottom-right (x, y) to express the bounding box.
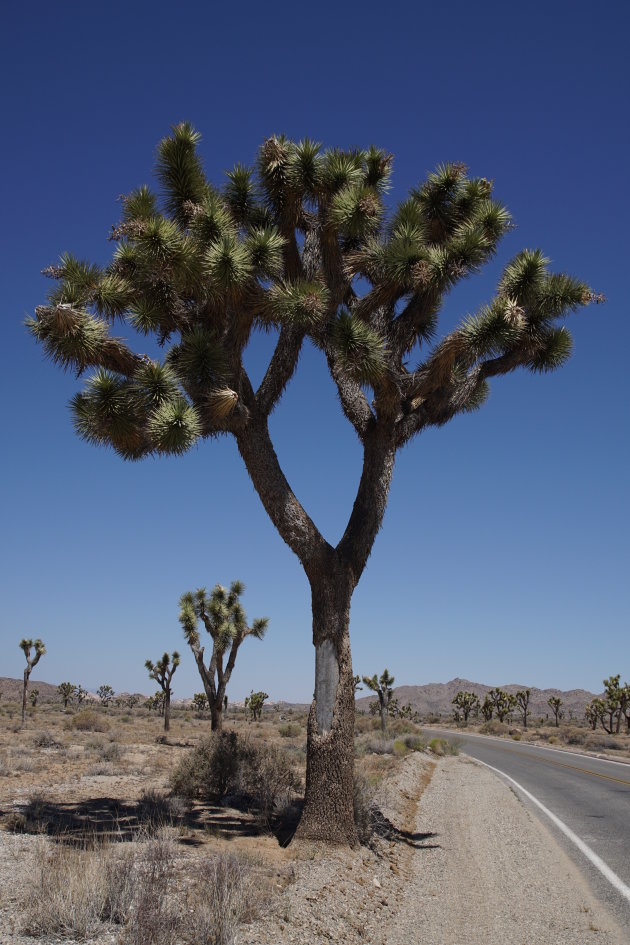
top-left (479, 720), bottom-right (509, 736)
top-left (278, 723), bottom-right (301, 738)
top-left (428, 737), bottom-right (460, 756)
top-left (401, 733), bottom-right (426, 752)
top-left (392, 738), bottom-right (409, 757)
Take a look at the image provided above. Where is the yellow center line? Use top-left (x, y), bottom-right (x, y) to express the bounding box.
top-left (476, 742), bottom-right (630, 786)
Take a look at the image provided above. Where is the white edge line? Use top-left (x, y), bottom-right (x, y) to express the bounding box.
top-left (474, 757), bottom-right (630, 906)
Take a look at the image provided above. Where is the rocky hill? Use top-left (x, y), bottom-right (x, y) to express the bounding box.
top-left (356, 677), bottom-right (600, 720)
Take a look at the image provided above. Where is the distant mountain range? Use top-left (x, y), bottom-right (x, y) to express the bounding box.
top-left (356, 677), bottom-right (600, 719)
top-left (0, 675), bottom-right (600, 718)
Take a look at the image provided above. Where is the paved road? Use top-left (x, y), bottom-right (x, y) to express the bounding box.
top-left (425, 728), bottom-right (630, 929)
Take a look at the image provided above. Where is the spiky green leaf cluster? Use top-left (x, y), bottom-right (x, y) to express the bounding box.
top-left (30, 125), bottom-right (598, 458)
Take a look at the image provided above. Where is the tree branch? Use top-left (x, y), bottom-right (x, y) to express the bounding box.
top-left (256, 325), bottom-right (304, 416)
top-left (320, 337), bottom-right (374, 440)
top-left (235, 416), bottom-right (330, 575)
top-left (337, 426), bottom-right (396, 583)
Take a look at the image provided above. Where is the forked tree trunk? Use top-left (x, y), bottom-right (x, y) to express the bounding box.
top-left (295, 575), bottom-right (358, 846)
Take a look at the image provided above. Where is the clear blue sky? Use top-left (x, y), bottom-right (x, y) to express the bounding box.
top-left (1, 0), bottom-right (628, 701)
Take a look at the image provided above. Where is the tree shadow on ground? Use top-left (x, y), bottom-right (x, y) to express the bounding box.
top-left (371, 809), bottom-right (440, 849)
top-left (0, 795), bottom-right (272, 845)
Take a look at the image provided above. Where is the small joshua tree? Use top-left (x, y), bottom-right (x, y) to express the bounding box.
top-left (145, 651), bottom-right (180, 732)
top-left (515, 688), bottom-right (531, 729)
top-left (74, 684), bottom-right (88, 705)
top-left (57, 682), bottom-right (75, 709)
top-left (451, 690), bottom-right (479, 724)
top-left (547, 696), bottom-right (564, 727)
top-left (245, 690), bottom-right (268, 721)
top-left (97, 684), bottom-right (115, 707)
top-left (29, 689), bottom-right (40, 708)
top-left (179, 580), bottom-right (268, 731)
top-left (192, 692), bottom-right (209, 714)
top-left (362, 669), bottom-right (395, 733)
top-left (19, 638), bottom-right (46, 726)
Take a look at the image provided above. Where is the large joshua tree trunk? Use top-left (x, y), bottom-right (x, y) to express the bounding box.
top-left (295, 574), bottom-right (357, 845)
top-left (210, 702), bottom-right (223, 732)
top-left (238, 420), bottom-right (396, 845)
top-left (164, 692), bottom-right (171, 732)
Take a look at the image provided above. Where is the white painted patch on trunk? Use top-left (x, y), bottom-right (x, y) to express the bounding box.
top-left (315, 639), bottom-right (339, 733)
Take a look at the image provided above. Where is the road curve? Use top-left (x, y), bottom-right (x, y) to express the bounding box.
top-left (424, 728), bottom-right (630, 928)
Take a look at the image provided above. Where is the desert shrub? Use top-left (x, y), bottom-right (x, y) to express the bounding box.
top-left (511, 732), bottom-right (522, 741)
top-left (3, 811), bottom-right (27, 832)
top-left (238, 740), bottom-right (300, 822)
top-left (32, 730), bottom-right (61, 749)
top-left (428, 737), bottom-right (460, 756)
top-left (354, 713), bottom-right (372, 733)
top-left (124, 835), bottom-right (179, 945)
top-left (87, 763), bottom-right (115, 776)
top-left (585, 732), bottom-right (622, 751)
top-left (363, 736), bottom-right (395, 755)
top-left (278, 723), bottom-right (301, 738)
top-left (353, 770), bottom-right (378, 845)
top-left (565, 730), bottom-right (587, 745)
top-left (21, 841), bottom-right (136, 938)
top-left (136, 789), bottom-right (186, 831)
top-left (67, 710), bottom-right (110, 733)
top-left (401, 733), bottom-right (426, 752)
top-left (169, 733), bottom-right (298, 821)
top-left (185, 854), bottom-right (257, 945)
top-left (479, 720), bottom-right (509, 736)
top-left (392, 738), bottom-right (409, 757)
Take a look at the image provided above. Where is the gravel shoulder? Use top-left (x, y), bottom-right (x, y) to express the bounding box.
top-left (241, 754), bottom-right (626, 945)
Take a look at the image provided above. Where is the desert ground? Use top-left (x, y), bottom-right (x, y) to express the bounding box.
top-left (0, 699), bottom-right (627, 944)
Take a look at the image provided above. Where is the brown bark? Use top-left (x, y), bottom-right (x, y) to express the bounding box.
top-left (22, 668), bottom-right (29, 726)
top-left (295, 573), bottom-right (358, 846)
top-left (211, 705), bottom-right (223, 732)
top-left (164, 692), bottom-right (171, 732)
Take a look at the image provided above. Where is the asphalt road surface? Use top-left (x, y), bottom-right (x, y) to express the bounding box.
top-left (425, 728), bottom-right (630, 930)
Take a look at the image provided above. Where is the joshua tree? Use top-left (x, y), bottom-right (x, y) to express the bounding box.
top-left (145, 651), bottom-right (180, 732)
top-left (29, 689), bottom-right (40, 708)
top-left (602, 675), bottom-right (624, 734)
top-left (547, 696), bottom-right (564, 727)
top-left (97, 684), bottom-right (115, 707)
top-left (451, 690), bottom-right (479, 724)
top-left (480, 695), bottom-right (494, 722)
top-left (19, 638), bottom-right (46, 726)
top-left (74, 684), bottom-right (88, 705)
top-left (515, 689), bottom-right (531, 729)
top-left (362, 669), bottom-right (395, 733)
top-left (585, 699), bottom-right (599, 731)
top-left (180, 580), bottom-right (267, 732)
top-left (192, 692), bottom-right (209, 714)
top-left (57, 682), bottom-right (75, 708)
top-left (27, 126), bottom-right (600, 845)
top-left (245, 689), bottom-right (268, 721)
top-left (488, 688), bottom-right (514, 724)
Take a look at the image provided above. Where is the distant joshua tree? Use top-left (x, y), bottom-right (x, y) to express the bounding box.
top-left (245, 690), bottom-right (268, 721)
top-left (179, 580), bottom-right (268, 731)
top-left (19, 638), bottom-right (46, 726)
top-left (192, 692), bottom-right (209, 714)
top-left (515, 689), bottom-right (531, 729)
top-left (362, 669), bottom-right (395, 733)
top-left (29, 689), bottom-right (40, 708)
top-left (451, 690), bottom-right (479, 724)
top-left (74, 684), bottom-right (88, 705)
top-left (487, 688), bottom-right (515, 724)
top-left (145, 651), bottom-right (180, 732)
top-left (480, 694), bottom-right (494, 722)
top-left (547, 696), bottom-right (564, 727)
top-left (97, 684), bottom-right (115, 707)
top-left (57, 682), bottom-right (75, 708)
